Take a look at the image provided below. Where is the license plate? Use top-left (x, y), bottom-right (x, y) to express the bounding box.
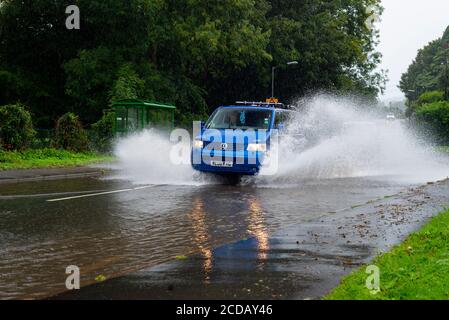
top-left (210, 161), bottom-right (233, 168)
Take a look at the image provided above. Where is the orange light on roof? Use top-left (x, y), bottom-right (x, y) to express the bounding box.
top-left (266, 98), bottom-right (279, 103)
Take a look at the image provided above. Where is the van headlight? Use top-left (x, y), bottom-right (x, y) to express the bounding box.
top-left (193, 140), bottom-right (204, 149)
top-left (247, 143), bottom-right (267, 152)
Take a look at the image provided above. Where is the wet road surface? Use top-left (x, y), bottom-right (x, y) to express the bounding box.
top-left (0, 173), bottom-right (447, 299)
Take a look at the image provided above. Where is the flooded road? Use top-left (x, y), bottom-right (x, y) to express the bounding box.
top-left (0, 174), bottom-right (414, 299)
top-left (2, 97), bottom-right (449, 299)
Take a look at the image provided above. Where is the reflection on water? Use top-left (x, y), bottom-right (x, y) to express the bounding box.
top-left (247, 197), bottom-right (269, 265)
top-left (0, 176), bottom-right (409, 299)
top-left (188, 197), bottom-right (213, 283)
top-left (186, 195), bottom-right (271, 282)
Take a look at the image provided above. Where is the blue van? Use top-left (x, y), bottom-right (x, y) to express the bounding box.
top-left (191, 101), bottom-right (298, 178)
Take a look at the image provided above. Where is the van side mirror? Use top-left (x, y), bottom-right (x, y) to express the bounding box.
top-left (200, 121), bottom-right (206, 129)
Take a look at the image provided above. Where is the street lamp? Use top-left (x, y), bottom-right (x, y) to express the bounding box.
top-left (442, 59), bottom-right (449, 101)
top-left (407, 89), bottom-right (417, 101)
top-left (271, 61), bottom-right (298, 98)
top-left (442, 43), bottom-right (449, 101)
top-left (407, 88), bottom-right (422, 101)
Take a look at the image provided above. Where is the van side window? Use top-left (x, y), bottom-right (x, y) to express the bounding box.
top-left (274, 111), bottom-right (283, 129)
top-left (283, 111), bottom-right (293, 124)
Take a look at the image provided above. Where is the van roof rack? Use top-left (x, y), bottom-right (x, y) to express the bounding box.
top-left (235, 101), bottom-right (295, 110)
top-left (235, 101), bottom-right (283, 106)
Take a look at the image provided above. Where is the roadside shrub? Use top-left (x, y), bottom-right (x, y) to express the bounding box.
top-left (53, 112), bottom-right (89, 152)
top-left (415, 101), bottom-right (449, 144)
top-left (0, 149), bottom-right (17, 164)
top-left (416, 91), bottom-right (445, 109)
top-left (91, 112), bottom-right (115, 153)
top-left (0, 103), bottom-right (35, 150)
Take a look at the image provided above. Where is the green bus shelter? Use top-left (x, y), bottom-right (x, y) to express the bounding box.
top-left (112, 99), bottom-right (176, 135)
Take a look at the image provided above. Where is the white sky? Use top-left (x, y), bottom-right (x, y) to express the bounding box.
top-left (378, 0), bottom-right (449, 102)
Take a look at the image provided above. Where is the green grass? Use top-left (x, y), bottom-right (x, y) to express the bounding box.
top-left (0, 148), bottom-right (113, 170)
top-left (325, 209), bottom-right (449, 300)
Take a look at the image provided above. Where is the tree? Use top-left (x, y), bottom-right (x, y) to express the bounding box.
top-left (266, 0), bottom-right (385, 101)
top-left (400, 26), bottom-right (449, 104)
top-left (109, 64), bottom-right (145, 103)
top-left (0, 0), bottom-right (385, 129)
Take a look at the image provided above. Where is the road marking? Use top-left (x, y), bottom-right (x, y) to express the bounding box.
top-left (46, 185), bottom-right (155, 202)
top-left (0, 190), bottom-right (109, 200)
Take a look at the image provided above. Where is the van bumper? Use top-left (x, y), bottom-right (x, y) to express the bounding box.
top-left (191, 149), bottom-right (264, 176)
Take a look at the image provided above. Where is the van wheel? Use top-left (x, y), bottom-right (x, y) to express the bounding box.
top-left (218, 174), bottom-right (241, 185)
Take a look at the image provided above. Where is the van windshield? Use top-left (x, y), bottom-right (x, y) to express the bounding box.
top-left (206, 108), bottom-right (273, 130)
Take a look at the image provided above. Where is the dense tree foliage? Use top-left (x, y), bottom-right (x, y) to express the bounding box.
top-left (400, 26), bottom-right (449, 104)
top-left (0, 0), bottom-right (384, 128)
top-left (401, 28), bottom-right (449, 142)
top-left (415, 101), bottom-right (449, 144)
top-left (404, 91), bottom-right (444, 117)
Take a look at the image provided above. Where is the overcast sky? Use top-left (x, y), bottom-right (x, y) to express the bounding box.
top-left (378, 0), bottom-right (449, 102)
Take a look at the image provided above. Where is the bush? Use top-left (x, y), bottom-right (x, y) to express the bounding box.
top-left (0, 103), bottom-right (35, 150)
top-left (91, 112), bottom-right (115, 153)
top-left (53, 112), bottom-right (89, 152)
top-left (416, 91), bottom-right (445, 108)
top-left (415, 101), bottom-right (449, 144)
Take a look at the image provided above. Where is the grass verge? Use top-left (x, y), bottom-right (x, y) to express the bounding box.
top-left (325, 209), bottom-right (449, 300)
top-left (0, 148), bottom-right (113, 170)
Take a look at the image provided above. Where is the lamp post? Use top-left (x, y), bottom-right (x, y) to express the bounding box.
top-left (443, 43), bottom-right (449, 101)
top-left (407, 89), bottom-right (419, 102)
top-left (271, 61), bottom-right (298, 98)
top-left (443, 58), bottom-right (449, 101)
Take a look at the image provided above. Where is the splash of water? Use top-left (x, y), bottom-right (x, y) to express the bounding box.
top-left (112, 94), bottom-right (449, 186)
top-left (258, 94), bottom-right (449, 184)
top-left (111, 130), bottom-right (212, 185)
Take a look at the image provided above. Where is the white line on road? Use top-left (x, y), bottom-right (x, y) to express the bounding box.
top-left (46, 185), bottom-right (155, 202)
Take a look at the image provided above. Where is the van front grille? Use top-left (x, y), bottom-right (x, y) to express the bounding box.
top-left (203, 141), bottom-right (246, 151)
